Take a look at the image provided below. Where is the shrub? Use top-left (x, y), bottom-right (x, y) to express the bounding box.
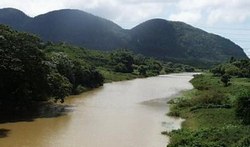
top-left (191, 74), bottom-right (210, 90)
top-left (221, 74), bottom-right (231, 87)
top-left (168, 106), bottom-right (181, 117)
top-left (73, 85), bottom-right (88, 94)
top-left (233, 136), bottom-right (250, 147)
top-left (236, 90), bottom-right (250, 125)
top-left (194, 90), bottom-right (228, 106)
top-left (168, 126), bottom-right (248, 147)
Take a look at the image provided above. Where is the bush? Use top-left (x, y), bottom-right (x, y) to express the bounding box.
top-left (168, 125), bottom-right (248, 147)
top-left (168, 106), bottom-right (181, 117)
top-left (233, 136), bottom-right (250, 147)
top-left (168, 128), bottom-right (227, 147)
top-left (194, 90), bottom-right (228, 106)
top-left (236, 90), bottom-right (250, 125)
top-left (191, 74), bottom-right (210, 90)
top-left (164, 67), bottom-right (174, 74)
top-left (176, 98), bottom-right (194, 108)
top-left (47, 72), bottom-right (72, 102)
top-left (110, 50), bottom-right (134, 73)
top-left (221, 74), bottom-right (231, 87)
top-left (73, 85), bottom-right (88, 94)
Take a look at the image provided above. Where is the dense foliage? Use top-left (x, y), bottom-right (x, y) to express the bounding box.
top-left (211, 57), bottom-right (250, 78)
top-left (49, 52), bottom-right (104, 93)
top-left (0, 25), bottom-right (104, 107)
top-left (167, 72), bottom-right (250, 146)
top-left (168, 126), bottom-right (250, 147)
top-left (0, 8), bottom-right (248, 68)
top-left (110, 50), bottom-right (134, 73)
top-left (0, 25), bottom-right (194, 109)
top-left (0, 24), bottom-right (197, 117)
top-left (0, 25), bottom-right (52, 106)
top-left (236, 91), bottom-right (250, 125)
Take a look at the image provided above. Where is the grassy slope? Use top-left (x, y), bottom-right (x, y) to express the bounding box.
top-left (167, 73), bottom-right (250, 147)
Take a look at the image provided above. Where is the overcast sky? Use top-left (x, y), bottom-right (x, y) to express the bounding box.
top-left (0, 0), bottom-right (249, 57)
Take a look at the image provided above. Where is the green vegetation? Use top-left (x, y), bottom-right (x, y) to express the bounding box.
top-left (0, 8), bottom-right (248, 68)
top-left (0, 25), bottom-right (196, 112)
top-left (211, 57), bottom-right (250, 78)
top-left (0, 25), bottom-right (105, 108)
top-left (0, 25), bottom-right (54, 106)
top-left (43, 44), bottom-right (195, 81)
top-left (236, 91), bottom-right (250, 125)
top-left (167, 58), bottom-right (250, 146)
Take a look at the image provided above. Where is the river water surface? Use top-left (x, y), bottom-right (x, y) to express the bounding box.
top-left (0, 73), bottom-right (194, 147)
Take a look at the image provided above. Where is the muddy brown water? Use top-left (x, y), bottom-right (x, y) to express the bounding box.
top-left (0, 73), bottom-right (194, 147)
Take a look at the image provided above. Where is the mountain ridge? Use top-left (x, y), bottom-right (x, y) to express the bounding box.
top-left (0, 8), bottom-right (248, 67)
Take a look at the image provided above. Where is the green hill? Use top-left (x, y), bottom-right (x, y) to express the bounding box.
top-left (1, 25), bottom-right (178, 107)
top-left (130, 19), bottom-right (248, 67)
top-left (0, 8), bottom-right (248, 67)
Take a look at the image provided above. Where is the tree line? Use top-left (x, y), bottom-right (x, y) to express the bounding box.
top-left (0, 25), bottom-right (196, 110)
top-left (0, 25), bottom-right (104, 108)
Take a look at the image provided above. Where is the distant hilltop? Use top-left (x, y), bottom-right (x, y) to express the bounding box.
top-left (0, 8), bottom-right (248, 67)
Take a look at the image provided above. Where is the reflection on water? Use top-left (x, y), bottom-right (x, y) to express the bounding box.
top-left (0, 73), bottom-right (194, 147)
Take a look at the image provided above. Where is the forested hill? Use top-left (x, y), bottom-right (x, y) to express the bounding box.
top-left (0, 8), bottom-right (248, 67)
top-left (1, 25), bottom-right (195, 108)
top-left (0, 8), bottom-right (32, 30)
top-left (129, 19), bottom-right (248, 66)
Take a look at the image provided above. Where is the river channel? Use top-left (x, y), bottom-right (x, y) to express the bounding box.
top-left (0, 73), bottom-right (194, 147)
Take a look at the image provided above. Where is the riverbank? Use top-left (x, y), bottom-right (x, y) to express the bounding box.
top-left (0, 73), bottom-right (194, 147)
top-left (166, 73), bottom-right (250, 146)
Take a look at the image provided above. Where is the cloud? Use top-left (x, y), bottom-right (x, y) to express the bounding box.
top-left (0, 0), bottom-right (175, 28)
top-left (67, 0), bottom-right (174, 28)
top-left (169, 11), bottom-right (201, 23)
top-left (0, 0), bottom-right (68, 16)
top-left (0, 0), bottom-right (250, 27)
top-left (0, 0), bottom-right (249, 56)
top-left (169, 0), bottom-right (250, 25)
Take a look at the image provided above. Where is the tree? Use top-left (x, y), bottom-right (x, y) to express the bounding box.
top-left (221, 74), bottom-right (231, 87)
top-left (50, 52), bottom-right (75, 85)
top-left (110, 50), bottom-right (134, 73)
top-left (236, 91), bottom-right (250, 124)
top-left (147, 59), bottom-right (162, 75)
top-left (49, 52), bottom-right (104, 93)
top-left (47, 72), bottom-right (72, 103)
top-left (138, 65), bottom-right (147, 76)
top-left (229, 56), bottom-right (236, 63)
top-left (0, 26), bottom-right (56, 107)
top-left (211, 65), bottom-right (225, 76)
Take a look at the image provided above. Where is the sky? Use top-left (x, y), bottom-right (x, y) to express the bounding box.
top-left (0, 0), bottom-right (250, 57)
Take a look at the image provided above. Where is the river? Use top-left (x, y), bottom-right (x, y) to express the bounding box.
top-left (0, 73), bottom-right (194, 147)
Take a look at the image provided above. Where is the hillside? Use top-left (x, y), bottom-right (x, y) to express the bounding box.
top-left (0, 8), bottom-right (248, 67)
top-left (0, 24), bottom-right (165, 111)
top-left (130, 19), bottom-right (248, 66)
top-left (24, 9), bottom-right (129, 50)
top-left (0, 8), bottom-right (32, 30)
top-left (0, 24), bottom-right (194, 109)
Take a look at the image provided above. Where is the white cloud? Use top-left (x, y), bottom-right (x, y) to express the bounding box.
top-left (0, 0), bottom-right (175, 28)
top-left (0, 0), bottom-right (68, 16)
top-left (67, 0), bottom-right (173, 28)
top-left (169, 11), bottom-right (201, 23)
top-left (169, 0), bottom-right (250, 25)
top-left (0, 0), bottom-right (249, 27)
top-left (0, 0), bottom-right (250, 56)
top-left (206, 3), bottom-right (250, 25)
